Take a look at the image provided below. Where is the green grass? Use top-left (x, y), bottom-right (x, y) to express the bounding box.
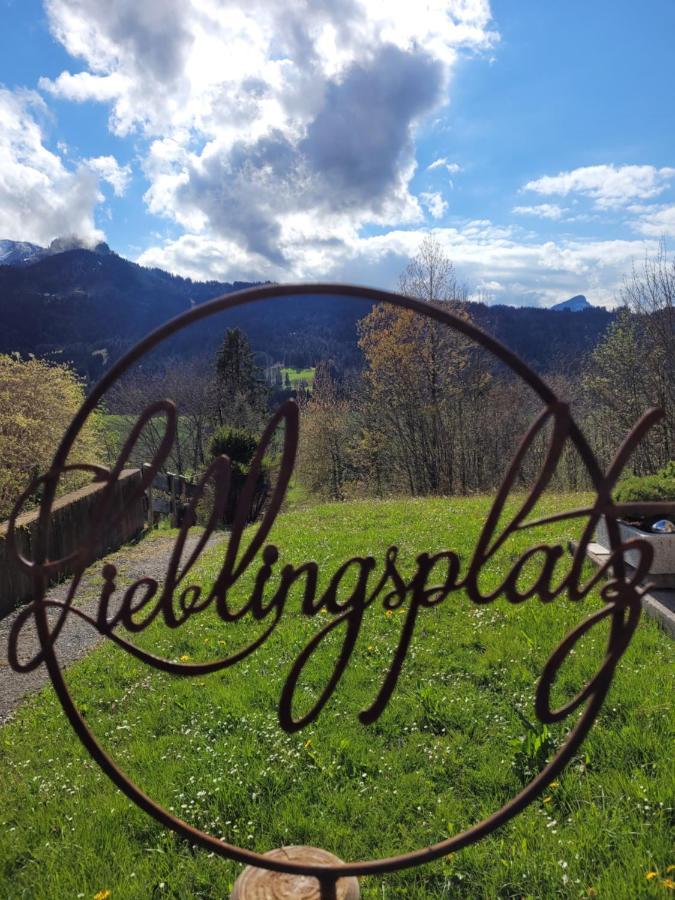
top-left (280, 366), bottom-right (315, 388)
top-left (1, 494), bottom-right (673, 898)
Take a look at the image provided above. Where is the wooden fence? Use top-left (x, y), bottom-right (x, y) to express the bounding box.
top-left (143, 465), bottom-right (198, 527)
top-left (0, 469), bottom-right (145, 617)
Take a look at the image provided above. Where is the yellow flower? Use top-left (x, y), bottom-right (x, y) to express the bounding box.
top-left (385, 609), bottom-right (393, 617)
top-left (179, 654), bottom-right (191, 662)
top-left (94, 891), bottom-right (112, 900)
top-left (543, 796), bottom-right (552, 804)
top-left (367, 645), bottom-right (374, 652)
top-left (667, 866), bottom-right (675, 875)
top-left (646, 871), bottom-right (658, 880)
top-left (663, 878), bottom-right (675, 890)
top-left (550, 781), bottom-right (559, 789)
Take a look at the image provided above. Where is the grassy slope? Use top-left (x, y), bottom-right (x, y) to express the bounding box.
top-left (0, 495), bottom-right (673, 899)
top-left (280, 366), bottom-right (315, 387)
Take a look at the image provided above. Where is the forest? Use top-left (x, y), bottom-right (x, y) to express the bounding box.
top-left (1, 236), bottom-right (672, 523)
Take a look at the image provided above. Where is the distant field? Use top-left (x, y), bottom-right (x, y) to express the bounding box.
top-left (1, 494), bottom-right (672, 898)
top-left (280, 366), bottom-right (315, 387)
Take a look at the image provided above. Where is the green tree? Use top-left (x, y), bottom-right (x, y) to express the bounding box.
top-left (583, 309), bottom-right (672, 475)
top-left (215, 328), bottom-right (268, 430)
top-left (0, 355), bottom-right (105, 520)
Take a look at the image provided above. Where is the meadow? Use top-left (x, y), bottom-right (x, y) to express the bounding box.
top-left (280, 367), bottom-right (315, 388)
top-left (0, 494), bottom-right (673, 899)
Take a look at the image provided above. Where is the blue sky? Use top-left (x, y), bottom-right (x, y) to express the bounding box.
top-left (1, 0), bottom-right (674, 306)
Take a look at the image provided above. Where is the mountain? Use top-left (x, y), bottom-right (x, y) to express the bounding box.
top-left (551, 294), bottom-right (592, 312)
top-left (0, 240), bottom-right (45, 266)
top-left (0, 237), bottom-right (115, 267)
top-left (0, 242), bottom-right (616, 380)
top-left (0, 244), bottom-right (368, 379)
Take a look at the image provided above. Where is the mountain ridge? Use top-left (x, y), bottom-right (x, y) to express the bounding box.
top-left (0, 240), bottom-right (615, 379)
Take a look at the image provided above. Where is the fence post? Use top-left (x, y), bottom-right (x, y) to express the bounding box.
top-left (143, 464), bottom-right (154, 527)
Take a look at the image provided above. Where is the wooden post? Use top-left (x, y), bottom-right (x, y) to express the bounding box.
top-left (168, 473), bottom-right (177, 528)
top-left (143, 464), bottom-right (154, 527)
top-left (230, 847), bottom-right (360, 900)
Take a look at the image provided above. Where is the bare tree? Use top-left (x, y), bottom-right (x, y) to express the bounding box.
top-left (399, 233), bottom-right (468, 304)
top-left (619, 239), bottom-right (675, 462)
top-left (106, 357), bottom-right (218, 476)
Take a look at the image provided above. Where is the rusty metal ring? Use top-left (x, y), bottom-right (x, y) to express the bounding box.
top-left (20, 283), bottom-right (639, 878)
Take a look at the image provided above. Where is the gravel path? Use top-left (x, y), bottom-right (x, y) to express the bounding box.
top-left (0, 530), bottom-right (226, 724)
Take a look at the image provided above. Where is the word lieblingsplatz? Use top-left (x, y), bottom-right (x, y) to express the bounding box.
top-left (8, 397), bottom-right (660, 734)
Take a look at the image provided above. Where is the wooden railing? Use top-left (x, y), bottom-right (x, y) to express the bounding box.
top-left (143, 465), bottom-right (198, 527)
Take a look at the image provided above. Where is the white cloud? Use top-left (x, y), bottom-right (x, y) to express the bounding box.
top-left (39, 71), bottom-right (127, 103)
top-left (420, 191), bottom-right (448, 219)
top-left (513, 203), bottom-right (566, 220)
top-left (42, 0), bottom-right (495, 265)
top-left (85, 155), bottom-right (132, 196)
top-left (428, 157), bottom-right (461, 174)
top-left (0, 87), bottom-right (104, 245)
top-left (523, 164), bottom-right (675, 209)
top-left (633, 204), bottom-right (675, 237)
top-left (137, 220), bottom-right (657, 309)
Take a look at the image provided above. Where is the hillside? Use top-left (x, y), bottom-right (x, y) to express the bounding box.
top-left (0, 495), bottom-right (671, 898)
top-left (0, 243), bottom-right (615, 379)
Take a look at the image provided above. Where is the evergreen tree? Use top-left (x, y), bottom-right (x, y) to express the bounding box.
top-left (214, 328), bottom-right (268, 429)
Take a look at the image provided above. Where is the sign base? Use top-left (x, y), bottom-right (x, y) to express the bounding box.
top-left (230, 846), bottom-right (360, 899)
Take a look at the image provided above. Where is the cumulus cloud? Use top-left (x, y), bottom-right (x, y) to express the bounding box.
top-left (0, 87), bottom-right (105, 245)
top-left (39, 70), bottom-right (127, 103)
top-left (513, 203), bottom-right (566, 220)
top-left (523, 164), bottom-right (675, 209)
top-left (85, 155), bottom-right (132, 196)
top-left (42, 0), bottom-right (495, 266)
top-left (420, 191), bottom-right (448, 219)
top-left (633, 204), bottom-right (675, 237)
top-left (138, 220), bottom-right (657, 309)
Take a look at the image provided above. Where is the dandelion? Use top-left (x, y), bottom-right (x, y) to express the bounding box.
top-left (543, 796), bottom-right (552, 804)
top-left (385, 610), bottom-right (393, 617)
top-left (646, 871), bottom-right (658, 880)
top-left (94, 891), bottom-right (112, 900)
top-left (663, 879), bottom-right (675, 891)
top-left (179, 654), bottom-right (191, 662)
top-left (667, 866), bottom-right (675, 874)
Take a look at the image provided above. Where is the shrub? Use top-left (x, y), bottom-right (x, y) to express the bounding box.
top-left (209, 426), bottom-right (258, 466)
top-left (614, 462), bottom-right (675, 504)
top-left (208, 426), bottom-right (270, 525)
top-left (0, 355), bottom-right (105, 520)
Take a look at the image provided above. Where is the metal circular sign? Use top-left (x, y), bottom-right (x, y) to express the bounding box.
top-left (6, 284), bottom-right (662, 886)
